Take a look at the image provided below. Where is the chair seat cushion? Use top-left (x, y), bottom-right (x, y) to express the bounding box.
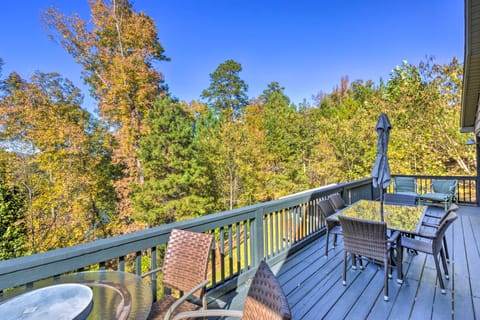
top-left (420, 192), bottom-right (451, 202)
top-left (395, 191), bottom-right (419, 197)
top-left (148, 295), bottom-right (201, 320)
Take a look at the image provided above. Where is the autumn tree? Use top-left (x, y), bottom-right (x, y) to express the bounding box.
top-left (0, 71), bottom-right (117, 252)
top-left (42, 0), bottom-right (169, 229)
top-left (201, 59), bottom-right (249, 120)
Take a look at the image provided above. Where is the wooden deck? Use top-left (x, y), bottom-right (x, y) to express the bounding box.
top-left (210, 205), bottom-right (480, 320)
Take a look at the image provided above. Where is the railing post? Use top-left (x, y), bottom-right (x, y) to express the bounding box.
top-left (251, 208), bottom-right (265, 268)
top-left (476, 141), bottom-right (480, 206)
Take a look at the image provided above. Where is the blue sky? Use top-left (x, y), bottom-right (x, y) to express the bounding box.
top-left (1, 0), bottom-right (464, 113)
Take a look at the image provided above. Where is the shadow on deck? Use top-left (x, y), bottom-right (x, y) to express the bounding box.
top-left (209, 205), bottom-right (480, 320)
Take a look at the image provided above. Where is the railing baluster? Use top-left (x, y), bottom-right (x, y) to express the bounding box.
top-left (220, 227), bottom-right (225, 283)
top-left (228, 225), bottom-right (233, 277)
top-left (150, 246), bottom-right (157, 301)
top-left (119, 256), bottom-right (125, 272)
top-left (236, 223), bottom-right (241, 273)
top-left (135, 251), bottom-right (141, 276)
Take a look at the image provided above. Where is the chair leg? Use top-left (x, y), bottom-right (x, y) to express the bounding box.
top-left (333, 234), bottom-right (338, 248)
top-left (342, 251), bottom-right (348, 285)
top-left (440, 248), bottom-right (449, 280)
top-left (443, 236), bottom-right (450, 262)
top-left (325, 231), bottom-right (330, 257)
top-left (384, 259), bottom-right (389, 301)
top-left (433, 254), bottom-right (446, 294)
top-left (396, 240), bottom-right (403, 284)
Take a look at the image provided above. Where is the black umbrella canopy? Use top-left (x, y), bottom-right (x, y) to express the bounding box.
top-left (371, 113), bottom-right (392, 219)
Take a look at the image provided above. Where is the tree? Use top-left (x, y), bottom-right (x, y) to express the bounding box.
top-left (0, 151), bottom-right (26, 260)
top-left (201, 59), bottom-right (249, 120)
top-left (133, 98), bottom-right (214, 225)
top-left (42, 0), bottom-right (169, 227)
top-left (0, 71), bottom-right (117, 251)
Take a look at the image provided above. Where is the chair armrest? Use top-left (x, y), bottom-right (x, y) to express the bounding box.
top-left (416, 230), bottom-right (436, 239)
top-left (165, 279), bottom-right (210, 320)
top-left (387, 231), bottom-right (400, 243)
top-left (421, 221), bottom-right (439, 229)
top-left (172, 309), bottom-right (243, 320)
top-left (141, 267), bottom-right (163, 278)
top-left (424, 213), bottom-right (441, 219)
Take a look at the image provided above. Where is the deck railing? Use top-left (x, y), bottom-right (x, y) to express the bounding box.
top-left (0, 175), bottom-right (476, 301)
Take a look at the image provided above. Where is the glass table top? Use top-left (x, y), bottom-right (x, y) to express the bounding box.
top-left (1, 271), bottom-right (153, 320)
top-left (328, 199), bottom-right (426, 233)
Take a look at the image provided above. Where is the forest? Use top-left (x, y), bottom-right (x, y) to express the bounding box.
top-left (0, 0), bottom-right (473, 260)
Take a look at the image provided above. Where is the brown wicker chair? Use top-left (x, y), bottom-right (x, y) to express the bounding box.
top-left (328, 193), bottom-right (346, 211)
top-left (401, 210), bottom-right (458, 294)
top-left (318, 199), bottom-right (342, 257)
top-left (338, 215), bottom-right (401, 301)
top-left (171, 260), bottom-right (291, 320)
top-left (420, 204), bottom-right (459, 262)
top-left (142, 229), bottom-right (213, 320)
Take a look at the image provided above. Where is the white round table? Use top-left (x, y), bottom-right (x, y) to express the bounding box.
top-left (0, 283), bottom-right (93, 320)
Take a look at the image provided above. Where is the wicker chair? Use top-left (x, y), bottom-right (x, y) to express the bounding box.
top-left (421, 204), bottom-right (459, 262)
top-left (402, 211), bottom-right (458, 294)
top-left (142, 229), bottom-right (213, 320)
top-left (171, 260), bottom-right (291, 320)
top-left (383, 193), bottom-right (416, 206)
top-left (338, 215), bottom-right (401, 301)
top-left (328, 193), bottom-right (346, 211)
top-left (318, 199), bottom-right (342, 257)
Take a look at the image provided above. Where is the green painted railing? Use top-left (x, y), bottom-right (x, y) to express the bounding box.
top-left (0, 175), bottom-right (476, 301)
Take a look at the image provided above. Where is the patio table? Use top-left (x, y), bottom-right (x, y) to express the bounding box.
top-left (0, 270), bottom-right (153, 320)
top-left (327, 199), bottom-right (427, 284)
top-left (0, 283), bottom-right (93, 320)
top-left (328, 199), bottom-right (426, 234)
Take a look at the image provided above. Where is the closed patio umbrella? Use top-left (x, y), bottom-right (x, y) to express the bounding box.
top-left (371, 113), bottom-right (392, 221)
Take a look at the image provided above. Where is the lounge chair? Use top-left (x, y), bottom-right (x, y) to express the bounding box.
top-left (418, 179), bottom-right (458, 210)
top-left (393, 176), bottom-right (419, 198)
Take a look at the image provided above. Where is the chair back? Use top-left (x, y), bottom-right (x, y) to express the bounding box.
top-left (162, 229), bottom-right (213, 300)
top-left (438, 203), bottom-right (459, 225)
top-left (328, 193), bottom-right (346, 210)
top-left (317, 199), bottom-right (336, 219)
top-left (338, 215), bottom-right (388, 262)
top-left (431, 179), bottom-right (458, 196)
top-left (383, 193), bottom-right (416, 206)
top-left (432, 212), bottom-right (458, 254)
top-left (242, 261), bottom-right (291, 320)
top-left (394, 177), bottom-right (416, 193)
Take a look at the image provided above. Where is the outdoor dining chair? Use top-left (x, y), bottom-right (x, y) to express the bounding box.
top-left (170, 260), bottom-right (292, 320)
top-left (328, 193), bottom-right (347, 211)
top-left (318, 199), bottom-right (342, 257)
top-left (421, 204), bottom-right (459, 262)
top-left (142, 228), bottom-right (213, 320)
top-left (338, 215), bottom-right (401, 301)
top-left (401, 211), bottom-right (458, 294)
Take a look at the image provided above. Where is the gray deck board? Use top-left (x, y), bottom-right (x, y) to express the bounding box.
top-left (209, 205), bottom-right (480, 319)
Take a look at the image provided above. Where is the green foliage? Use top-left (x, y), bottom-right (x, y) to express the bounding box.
top-left (201, 59), bottom-right (249, 119)
top-left (0, 153), bottom-right (26, 260)
top-left (133, 98), bottom-right (214, 225)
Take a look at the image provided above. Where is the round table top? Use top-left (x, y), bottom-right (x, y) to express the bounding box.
top-left (0, 283), bottom-right (93, 320)
top-left (1, 271), bottom-right (153, 320)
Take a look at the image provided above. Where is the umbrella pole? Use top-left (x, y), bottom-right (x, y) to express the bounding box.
top-left (380, 188), bottom-right (384, 221)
